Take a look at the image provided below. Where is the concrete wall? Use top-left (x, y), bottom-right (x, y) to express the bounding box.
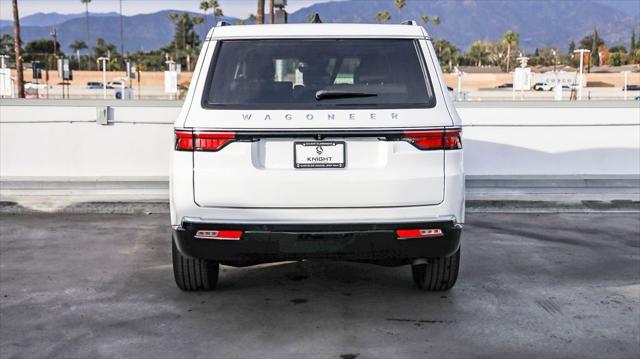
top-left (1, 100), bottom-right (638, 180)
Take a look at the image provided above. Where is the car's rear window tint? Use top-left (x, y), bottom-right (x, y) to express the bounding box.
top-left (202, 39), bottom-right (435, 109)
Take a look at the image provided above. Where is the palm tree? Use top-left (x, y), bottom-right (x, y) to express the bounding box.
top-left (12, 0), bottom-right (24, 98)
top-left (80, 0), bottom-right (91, 48)
top-left (69, 40), bottom-right (88, 64)
top-left (257, 0), bottom-right (265, 24)
top-left (199, 0), bottom-right (210, 27)
top-left (434, 39), bottom-right (459, 72)
top-left (192, 16), bottom-right (204, 52)
top-left (468, 40), bottom-right (490, 67)
top-left (375, 11), bottom-right (391, 23)
top-left (200, 1), bottom-right (223, 27)
top-left (502, 30), bottom-right (519, 72)
top-left (421, 15), bottom-right (441, 29)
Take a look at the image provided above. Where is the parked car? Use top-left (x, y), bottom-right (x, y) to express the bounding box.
top-left (171, 21), bottom-right (464, 291)
top-left (624, 84), bottom-right (640, 91)
top-left (533, 82), bottom-right (553, 91)
top-left (86, 82), bottom-right (113, 89)
top-left (496, 83), bottom-right (513, 89)
top-left (24, 81), bottom-right (51, 90)
top-left (107, 80), bottom-right (130, 89)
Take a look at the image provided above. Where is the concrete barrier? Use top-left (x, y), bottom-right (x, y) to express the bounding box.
top-left (2, 99), bottom-right (638, 178)
top-left (1, 99), bottom-right (638, 212)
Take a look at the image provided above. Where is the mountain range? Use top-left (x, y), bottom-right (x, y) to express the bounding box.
top-left (1, 0), bottom-right (638, 54)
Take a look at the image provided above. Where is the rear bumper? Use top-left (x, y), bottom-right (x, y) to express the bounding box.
top-left (173, 220), bottom-right (462, 266)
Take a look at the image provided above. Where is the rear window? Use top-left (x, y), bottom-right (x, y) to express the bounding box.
top-left (202, 39), bottom-right (435, 109)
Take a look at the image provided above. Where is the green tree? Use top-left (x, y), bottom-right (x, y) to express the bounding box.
top-left (23, 39), bottom-right (62, 62)
top-left (608, 52), bottom-right (623, 66)
top-left (375, 11), bottom-right (391, 23)
top-left (394, 0), bottom-right (406, 10)
top-left (579, 33), bottom-right (604, 49)
top-left (420, 15), bottom-right (441, 29)
top-left (631, 30), bottom-right (637, 63)
top-left (591, 28), bottom-right (599, 68)
top-left (94, 37), bottom-right (119, 60)
top-left (200, 0), bottom-right (223, 27)
top-left (80, 0), bottom-right (91, 48)
top-left (69, 40), bottom-right (87, 66)
top-left (501, 30), bottom-right (519, 72)
top-left (433, 39), bottom-right (459, 72)
top-left (0, 33), bottom-right (16, 59)
top-left (608, 45), bottom-right (627, 53)
top-left (468, 40), bottom-right (490, 66)
top-left (167, 12), bottom-right (202, 71)
top-left (169, 12), bottom-right (201, 51)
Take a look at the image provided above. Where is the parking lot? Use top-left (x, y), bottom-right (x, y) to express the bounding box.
top-left (0, 212), bottom-right (638, 358)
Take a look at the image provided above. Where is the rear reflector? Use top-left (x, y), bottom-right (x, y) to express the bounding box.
top-left (396, 228), bottom-right (443, 240)
top-left (403, 129), bottom-right (462, 150)
top-left (194, 230), bottom-right (243, 240)
top-left (175, 130), bottom-right (236, 152)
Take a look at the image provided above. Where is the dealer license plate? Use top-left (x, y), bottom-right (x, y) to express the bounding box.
top-left (294, 141), bottom-right (345, 168)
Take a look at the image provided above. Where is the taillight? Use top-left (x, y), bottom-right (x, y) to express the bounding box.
top-left (175, 130), bottom-right (194, 151)
top-left (402, 129), bottom-right (462, 150)
top-left (194, 230), bottom-right (243, 240)
top-left (396, 228), bottom-right (443, 240)
top-left (175, 130), bottom-right (236, 152)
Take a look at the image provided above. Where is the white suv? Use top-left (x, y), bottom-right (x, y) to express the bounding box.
top-left (170, 22), bottom-right (464, 291)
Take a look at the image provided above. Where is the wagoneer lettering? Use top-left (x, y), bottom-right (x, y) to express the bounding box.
top-left (171, 22), bottom-right (464, 292)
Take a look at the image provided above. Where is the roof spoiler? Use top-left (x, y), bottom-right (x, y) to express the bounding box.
top-left (401, 20), bottom-right (418, 26)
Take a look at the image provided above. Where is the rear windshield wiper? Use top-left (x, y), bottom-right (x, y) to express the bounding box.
top-left (315, 90), bottom-right (378, 101)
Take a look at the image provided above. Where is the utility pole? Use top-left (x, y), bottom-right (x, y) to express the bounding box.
top-left (12, 0), bottom-right (24, 98)
top-left (50, 27), bottom-right (57, 75)
top-left (119, 0), bottom-right (124, 59)
top-left (51, 28), bottom-right (58, 55)
top-left (269, 0), bottom-right (275, 24)
top-left (257, 0), bottom-right (265, 24)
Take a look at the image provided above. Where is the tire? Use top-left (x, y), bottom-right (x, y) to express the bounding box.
top-left (411, 247), bottom-right (460, 291)
top-left (172, 238), bottom-right (219, 291)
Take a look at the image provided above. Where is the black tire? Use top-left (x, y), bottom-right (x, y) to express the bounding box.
top-left (172, 238), bottom-right (219, 291)
top-left (411, 247), bottom-right (460, 291)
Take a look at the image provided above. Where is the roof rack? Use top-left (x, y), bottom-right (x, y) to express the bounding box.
top-left (216, 21), bottom-right (230, 27)
top-left (401, 20), bottom-right (418, 26)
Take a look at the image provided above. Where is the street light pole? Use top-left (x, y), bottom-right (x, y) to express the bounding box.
top-left (573, 49), bottom-right (590, 101)
top-left (97, 56), bottom-right (109, 99)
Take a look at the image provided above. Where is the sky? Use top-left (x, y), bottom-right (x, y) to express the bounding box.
top-left (0, 0), bottom-right (347, 20)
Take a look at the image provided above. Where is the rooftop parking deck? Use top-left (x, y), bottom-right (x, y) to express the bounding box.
top-left (1, 212), bottom-right (638, 358)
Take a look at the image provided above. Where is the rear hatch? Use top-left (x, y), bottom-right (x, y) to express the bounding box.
top-left (183, 38), bottom-right (455, 208)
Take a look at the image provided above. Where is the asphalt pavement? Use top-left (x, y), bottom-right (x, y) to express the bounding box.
top-left (0, 213), bottom-right (638, 358)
